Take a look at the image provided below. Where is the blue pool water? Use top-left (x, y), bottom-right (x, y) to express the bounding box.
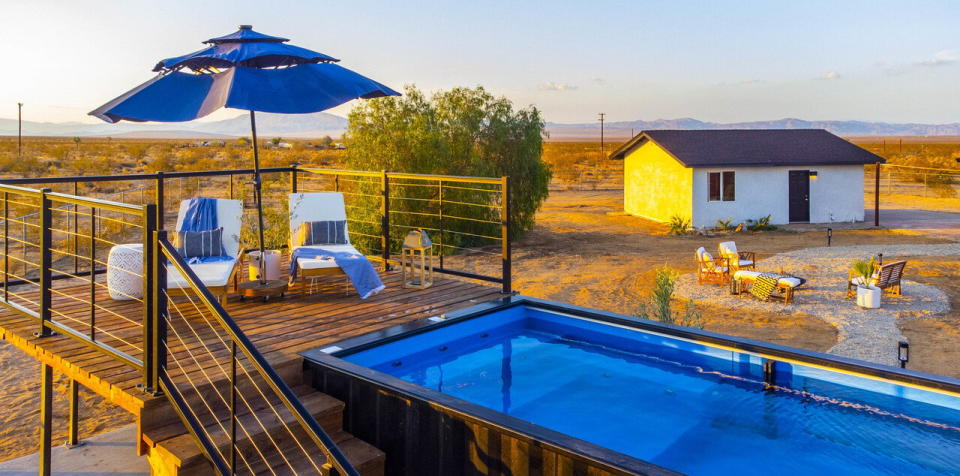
top-left (344, 305), bottom-right (960, 475)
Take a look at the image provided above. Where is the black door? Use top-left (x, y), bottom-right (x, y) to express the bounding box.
top-left (788, 170), bottom-right (810, 222)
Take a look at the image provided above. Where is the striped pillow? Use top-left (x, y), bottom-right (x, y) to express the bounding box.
top-left (172, 227), bottom-right (225, 258)
top-left (296, 220), bottom-right (348, 246)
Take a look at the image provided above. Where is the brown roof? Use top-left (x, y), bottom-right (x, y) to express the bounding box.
top-left (609, 129), bottom-right (885, 167)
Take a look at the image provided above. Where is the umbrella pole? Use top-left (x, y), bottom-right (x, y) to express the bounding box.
top-left (250, 110), bottom-right (267, 285)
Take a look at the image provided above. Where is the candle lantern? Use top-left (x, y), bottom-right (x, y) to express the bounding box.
top-left (401, 229), bottom-right (434, 289)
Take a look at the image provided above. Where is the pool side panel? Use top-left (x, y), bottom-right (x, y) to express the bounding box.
top-left (305, 353), bottom-right (680, 476)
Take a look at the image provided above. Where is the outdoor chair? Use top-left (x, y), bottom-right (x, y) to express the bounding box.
top-left (696, 247), bottom-right (730, 285)
top-left (733, 270), bottom-right (805, 304)
top-left (107, 198), bottom-right (242, 304)
top-left (847, 260), bottom-right (907, 298)
top-left (288, 192), bottom-right (362, 293)
top-left (718, 241), bottom-right (755, 271)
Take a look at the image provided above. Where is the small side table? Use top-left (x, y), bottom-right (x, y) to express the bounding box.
top-left (238, 279), bottom-right (288, 302)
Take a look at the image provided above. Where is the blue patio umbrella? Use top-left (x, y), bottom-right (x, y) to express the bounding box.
top-left (91, 25), bottom-right (399, 284)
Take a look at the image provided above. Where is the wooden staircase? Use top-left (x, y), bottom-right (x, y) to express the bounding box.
top-left (140, 356), bottom-right (384, 476)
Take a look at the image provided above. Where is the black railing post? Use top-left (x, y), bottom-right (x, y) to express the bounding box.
top-left (146, 230), bottom-right (168, 395)
top-left (39, 362), bottom-right (53, 476)
top-left (155, 171), bottom-right (165, 231)
top-left (89, 206), bottom-right (96, 342)
top-left (500, 176), bottom-right (512, 294)
top-left (438, 180), bottom-right (444, 270)
top-left (381, 170), bottom-right (390, 271)
top-left (290, 163), bottom-right (299, 193)
top-left (3, 191), bottom-right (8, 302)
top-left (36, 188), bottom-right (54, 337)
top-left (141, 204), bottom-right (157, 393)
top-left (230, 340), bottom-right (237, 475)
top-left (874, 162), bottom-right (880, 227)
top-left (73, 182), bottom-right (79, 274)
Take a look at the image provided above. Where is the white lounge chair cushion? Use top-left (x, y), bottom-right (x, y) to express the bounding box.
top-left (734, 270), bottom-right (801, 288)
top-left (167, 259), bottom-right (238, 289)
top-left (288, 193), bottom-right (350, 247)
top-left (719, 241), bottom-right (751, 267)
top-left (295, 244), bottom-right (362, 270)
top-left (696, 247), bottom-right (727, 272)
top-left (175, 199), bottom-right (243, 258)
top-left (738, 259), bottom-right (755, 267)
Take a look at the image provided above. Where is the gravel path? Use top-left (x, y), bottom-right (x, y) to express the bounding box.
top-left (676, 244), bottom-right (958, 366)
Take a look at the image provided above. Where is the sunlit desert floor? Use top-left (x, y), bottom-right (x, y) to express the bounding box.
top-left (2, 188), bottom-right (959, 461)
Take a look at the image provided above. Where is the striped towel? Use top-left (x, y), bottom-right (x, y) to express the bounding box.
top-left (750, 273), bottom-right (779, 301)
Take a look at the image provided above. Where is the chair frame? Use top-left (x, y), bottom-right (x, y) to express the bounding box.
top-left (718, 244), bottom-right (756, 272)
top-left (697, 255), bottom-right (730, 285)
top-left (847, 260), bottom-right (907, 298)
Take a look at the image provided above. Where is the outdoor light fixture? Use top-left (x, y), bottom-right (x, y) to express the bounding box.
top-left (955, 157), bottom-right (960, 163)
top-left (808, 171), bottom-right (818, 179)
top-left (898, 340), bottom-right (910, 369)
top-left (826, 228), bottom-right (832, 247)
top-left (878, 253), bottom-right (883, 265)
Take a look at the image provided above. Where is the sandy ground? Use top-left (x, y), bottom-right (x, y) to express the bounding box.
top-left (1, 188), bottom-right (957, 462)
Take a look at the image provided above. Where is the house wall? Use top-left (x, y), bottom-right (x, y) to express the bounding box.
top-left (690, 165), bottom-right (865, 228)
top-left (623, 141), bottom-right (693, 222)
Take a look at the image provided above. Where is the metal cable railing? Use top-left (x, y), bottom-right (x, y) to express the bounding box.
top-left (156, 234), bottom-right (358, 476)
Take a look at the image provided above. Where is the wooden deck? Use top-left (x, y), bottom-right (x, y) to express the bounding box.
top-left (0, 270), bottom-right (503, 417)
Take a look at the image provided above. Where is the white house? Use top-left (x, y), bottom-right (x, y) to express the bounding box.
top-left (609, 129), bottom-right (884, 228)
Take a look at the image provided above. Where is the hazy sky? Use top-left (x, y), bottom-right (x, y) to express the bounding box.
top-left (1, 0), bottom-right (957, 124)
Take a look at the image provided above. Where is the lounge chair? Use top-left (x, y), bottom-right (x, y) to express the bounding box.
top-left (696, 247), bottom-right (729, 285)
top-left (847, 260), bottom-right (907, 298)
top-left (107, 198), bottom-right (242, 303)
top-left (718, 241), bottom-right (755, 271)
top-left (288, 192), bottom-right (385, 298)
top-left (168, 199), bottom-right (243, 303)
top-left (733, 270), bottom-right (805, 304)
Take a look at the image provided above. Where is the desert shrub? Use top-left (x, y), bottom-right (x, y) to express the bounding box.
top-left (747, 215), bottom-right (776, 231)
top-left (715, 218), bottom-right (734, 232)
top-left (635, 266), bottom-right (704, 329)
top-left (667, 215), bottom-right (691, 235)
top-left (343, 85), bottom-right (549, 250)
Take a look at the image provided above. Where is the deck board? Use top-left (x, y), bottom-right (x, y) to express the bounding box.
top-left (0, 269), bottom-right (502, 415)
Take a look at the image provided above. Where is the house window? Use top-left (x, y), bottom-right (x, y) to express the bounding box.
top-left (708, 171), bottom-right (735, 202)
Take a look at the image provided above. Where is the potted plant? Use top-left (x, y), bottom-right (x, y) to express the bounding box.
top-left (851, 257), bottom-right (880, 309)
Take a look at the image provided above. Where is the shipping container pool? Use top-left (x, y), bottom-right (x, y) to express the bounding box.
top-left (303, 296), bottom-right (960, 475)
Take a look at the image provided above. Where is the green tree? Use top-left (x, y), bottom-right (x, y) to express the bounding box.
top-left (344, 85), bottom-right (550, 242)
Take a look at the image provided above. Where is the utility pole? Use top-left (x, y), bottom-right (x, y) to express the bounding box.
top-left (598, 112), bottom-right (606, 157)
top-left (17, 102), bottom-right (23, 158)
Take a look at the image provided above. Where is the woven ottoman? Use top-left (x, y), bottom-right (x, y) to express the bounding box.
top-left (107, 244), bottom-right (143, 300)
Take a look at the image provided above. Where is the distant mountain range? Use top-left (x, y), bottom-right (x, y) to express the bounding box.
top-left (545, 118), bottom-right (960, 140)
top-left (2, 113), bottom-right (959, 139)
top-left (0, 111), bottom-right (348, 139)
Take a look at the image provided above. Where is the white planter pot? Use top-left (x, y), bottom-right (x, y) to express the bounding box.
top-left (856, 285), bottom-right (881, 309)
top-left (248, 250), bottom-right (282, 281)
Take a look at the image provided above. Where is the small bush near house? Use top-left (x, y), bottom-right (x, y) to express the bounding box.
top-left (667, 215), bottom-right (692, 235)
top-left (747, 215), bottom-right (776, 232)
top-left (715, 218), bottom-right (734, 232)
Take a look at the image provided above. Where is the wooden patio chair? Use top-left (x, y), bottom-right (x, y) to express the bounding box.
top-left (718, 241), bottom-right (755, 272)
top-left (846, 260), bottom-right (907, 298)
top-left (696, 247), bottom-right (730, 285)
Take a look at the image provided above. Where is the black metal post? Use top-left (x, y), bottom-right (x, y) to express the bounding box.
top-left (155, 171), bottom-right (165, 231)
top-left (438, 180), bottom-right (444, 270)
top-left (36, 188), bottom-right (53, 337)
top-left (148, 230), bottom-right (168, 394)
top-left (250, 111), bottom-right (267, 284)
top-left (39, 363), bottom-right (52, 476)
top-left (874, 162), bottom-right (880, 227)
top-left (89, 207), bottom-right (96, 342)
top-left (501, 176), bottom-right (512, 294)
top-left (17, 102), bottom-right (23, 159)
top-left (290, 163), bottom-right (299, 193)
top-left (73, 182), bottom-right (79, 274)
top-left (142, 204), bottom-right (157, 393)
top-left (381, 170), bottom-right (390, 271)
top-left (66, 379), bottom-right (82, 448)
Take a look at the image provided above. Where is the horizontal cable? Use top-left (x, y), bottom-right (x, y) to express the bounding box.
top-left (51, 310), bottom-right (143, 353)
top-left (49, 286), bottom-right (144, 323)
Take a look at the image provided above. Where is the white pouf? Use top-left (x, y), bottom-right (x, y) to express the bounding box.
top-left (107, 244), bottom-right (144, 300)
top-left (856, 285), bottom-right (881, 309)
top-left (248, 250), bottom-right (283, 281)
